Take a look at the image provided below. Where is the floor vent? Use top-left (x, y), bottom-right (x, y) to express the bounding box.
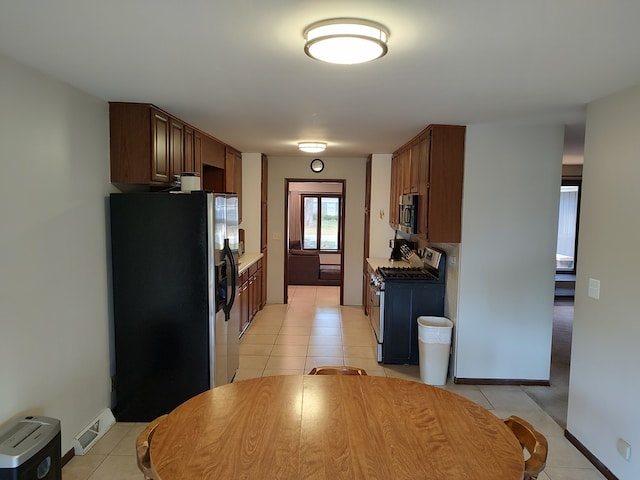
top-left (73, 409), bottom-right (116, 455)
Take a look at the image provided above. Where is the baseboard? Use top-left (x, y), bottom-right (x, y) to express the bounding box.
top-left (564, 429), bottom-right (618, 480)
top-left (62, 448), bottom-right (74, 467)
top-left (454, 377), bottom-right (550, 386)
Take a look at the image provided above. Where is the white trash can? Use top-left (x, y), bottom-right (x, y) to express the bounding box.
top-left (417, 316), bottom-right (453, 385)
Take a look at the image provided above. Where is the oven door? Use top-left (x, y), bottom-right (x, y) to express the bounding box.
top-left (369, 286), bottom-right (384, 362)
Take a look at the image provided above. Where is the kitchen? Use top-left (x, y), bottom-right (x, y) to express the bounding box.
top-left (2, 3), bottom-right (640, 478)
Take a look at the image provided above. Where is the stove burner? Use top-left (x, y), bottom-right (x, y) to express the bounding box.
top-left (377, 266), bottom-right (438, 280)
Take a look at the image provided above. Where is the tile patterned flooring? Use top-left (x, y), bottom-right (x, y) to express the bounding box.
top-left (63, 286), bottom-right (605, 479)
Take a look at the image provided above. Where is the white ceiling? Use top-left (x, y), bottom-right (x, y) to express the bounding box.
top-left (2, 1), bottom-right (639, 157)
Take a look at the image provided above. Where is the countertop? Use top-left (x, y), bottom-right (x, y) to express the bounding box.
top-left (237, 252), bottom-right (263, 275)
top-left (366, 257), bottom-right (411, 271)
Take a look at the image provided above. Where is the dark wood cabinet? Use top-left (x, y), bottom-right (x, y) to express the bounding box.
top-left (109, 102), bottom-right (239, 189)
top-left (170, 118), bottom-right (185, 180)
top-left (225, 147), bottom-right (243, 223)
top-left (409, 140), bottom-right (420, 193)
top-left (389, 124), bottom-right (465, 243)
top-left (110, 104), bottom-right (182, 186)
top-left (238, 258), bottom-right (264, 336)
top-left (389, 154), bottom-right (400, 230)
top-left (239, 271), bottom-right (250, 335)
top-left (184, 126), bottom-right (195, 173)
top-left (151, 109), bottom-right (170, 183)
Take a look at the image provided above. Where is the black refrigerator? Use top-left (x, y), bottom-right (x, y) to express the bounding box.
top-left (109, 191), bottom-right (239, 422)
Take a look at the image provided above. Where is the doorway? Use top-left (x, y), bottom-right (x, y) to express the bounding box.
top-left (284, 179), bottom-right (345, 305)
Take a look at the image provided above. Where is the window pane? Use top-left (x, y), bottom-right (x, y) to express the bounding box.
top-left (303, 197), bottom-right (318, 249)
top-left (320, 198), bottom-right (339, 250)
top-left (556, 185), bottom-right (579, 271)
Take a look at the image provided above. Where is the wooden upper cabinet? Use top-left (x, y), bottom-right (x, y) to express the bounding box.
top-left (416, 132), bottom-right (431, 237)
top-left (184, 126), bottom-right (195, 174)
top-left (109, 102), bottom-right (237, 187)
top-left (202, 135), bottom-right (225, 168)
top-left (389, 154), bottom-right (400, 229)
top-left (409, 140), bottom-right (420, 193)
top-left (193, 131), bottom-right (203, 176)
top-left (391, 124), bottom-right (465, 243)
top-left (151, 109), bottom-right (170, 183)
top-left (425, 125), bottom-right (465, 242)
top-left (170, 118), bottom-right (185, 180)
top-left (225, 147), bottom-right (243, 223)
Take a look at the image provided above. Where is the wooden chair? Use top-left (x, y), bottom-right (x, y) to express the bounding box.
top-left (503, 415), bottom-right (548, 480)
top-left (308, 366), bottom-right (368, 375)
top-left (136, 414), bottom-right (168, 480)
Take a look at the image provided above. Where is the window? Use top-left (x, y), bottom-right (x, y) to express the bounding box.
top-left (556, 182), bottom-right (580, 272)
top-left (302, 195), bottom-right (341, 251)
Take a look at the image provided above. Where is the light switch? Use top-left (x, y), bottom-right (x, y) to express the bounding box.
top-left (617, 438), bottom-right (631, 461)
top-left (588, 278), bottom-right (600, 299)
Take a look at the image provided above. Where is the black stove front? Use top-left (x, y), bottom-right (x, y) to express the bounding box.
top-left (373, 248), bottom-right (446, 365)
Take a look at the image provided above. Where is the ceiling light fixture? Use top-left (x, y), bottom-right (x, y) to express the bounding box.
top-left (298, 142), bottom-right (327, 153)
top-left (303, 18), bottom-right (389, 65)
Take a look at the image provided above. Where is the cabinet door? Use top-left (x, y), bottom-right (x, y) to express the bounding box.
top-left (410, 140), bottom-right (420, 193)
top-left (427, 125), bottom-right (465, 242)
top-left (151, 109), bottom-right (170, 183)
top-left (184, 126), bottom-right (195, 173)
top-left (194, 131), bottom-right (203, 177)
top-left (260, 247), bottom-right (267, 308)
top-left (240, 276), bottom-right (250, 334)
top-left (254, 266), bottom-right (262, 315)
top-left (234, 149), bottom-right (242, 223)
top-left (401, 148), bottom-right (411, 194)
top-left (417, 132), bottom-right (431, 237)
top-left (170, 118), bottom-right (184, 181)
top-left (389, 154), bottom-right (400, 229)
top-left (225, 148), bottom-right (243, 222)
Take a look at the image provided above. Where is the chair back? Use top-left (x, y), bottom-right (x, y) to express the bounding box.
top-left (308, 366), bottom-right (368, 375)
top-left (503, 415), bottom-right (548, 480)
top-left (136, 414), bottom-right (168, 480)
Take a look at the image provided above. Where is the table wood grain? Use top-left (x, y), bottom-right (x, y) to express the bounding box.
top-left (151, 375), bottom-right (524, 479)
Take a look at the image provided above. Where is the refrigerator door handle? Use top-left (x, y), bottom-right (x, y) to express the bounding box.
top-left (222, 238), bottom-right (237, 321)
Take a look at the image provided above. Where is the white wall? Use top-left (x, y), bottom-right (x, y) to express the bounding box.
top-left (0, 54), bottom-right (112, 453)
top-left (266, 156), bottom-right (366, 306)
top-left (369, 154), bottom-right (396, 258)
top-left (567, 84), bottom-right (640, 479)
top-left (240, 153), bottom-right (262, 253)
top-left (455, 123), bottom-right (564, 380)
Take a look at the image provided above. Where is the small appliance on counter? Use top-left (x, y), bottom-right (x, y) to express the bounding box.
top-left (389, 238), bottom-right (415, 261)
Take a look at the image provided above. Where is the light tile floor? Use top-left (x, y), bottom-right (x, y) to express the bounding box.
top-left (63, 286), bottom-right (605, 479)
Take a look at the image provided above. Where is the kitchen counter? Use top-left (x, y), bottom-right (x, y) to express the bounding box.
top-left (366, 257), bottom-right (410, 271)
top-left (237, 252), bottom-right (263, 275)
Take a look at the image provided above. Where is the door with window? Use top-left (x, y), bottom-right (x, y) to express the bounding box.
top-left (285, 180), bottom-right (345, 305)
top-left (556, 180), bottom-right (581, 273)
top-left (302, 195), bottom-right (341, 251)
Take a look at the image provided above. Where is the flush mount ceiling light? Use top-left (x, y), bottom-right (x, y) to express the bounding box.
top-left (303, 18), bottom-right (389, 65)
top-left (298, 142), bottom-right (327, 153)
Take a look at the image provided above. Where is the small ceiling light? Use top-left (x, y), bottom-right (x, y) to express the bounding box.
top-left (304, 18), bottom-right (389, 65)
top-left (298, 142), bottom-right (327, 153)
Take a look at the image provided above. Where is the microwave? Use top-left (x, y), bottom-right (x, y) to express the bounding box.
top-left (398, 194), bottom-right (418, 234)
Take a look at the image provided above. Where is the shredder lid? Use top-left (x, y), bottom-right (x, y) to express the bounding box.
top-left (0, 416), bottom-right (60, 468)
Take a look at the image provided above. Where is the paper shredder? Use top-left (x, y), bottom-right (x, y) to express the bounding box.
top-left (0, 416), bottom-right (61, 480)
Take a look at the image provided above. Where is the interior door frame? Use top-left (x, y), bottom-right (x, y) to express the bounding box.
top-left (284, 178), bottom-right (346, 305)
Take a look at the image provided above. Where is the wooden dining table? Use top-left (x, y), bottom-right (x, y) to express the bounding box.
top-left (150, 375), bottom-right (524, 479)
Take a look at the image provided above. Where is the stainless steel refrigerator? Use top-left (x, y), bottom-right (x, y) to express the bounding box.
top-left (109, 191), bottom-right (239, 422)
